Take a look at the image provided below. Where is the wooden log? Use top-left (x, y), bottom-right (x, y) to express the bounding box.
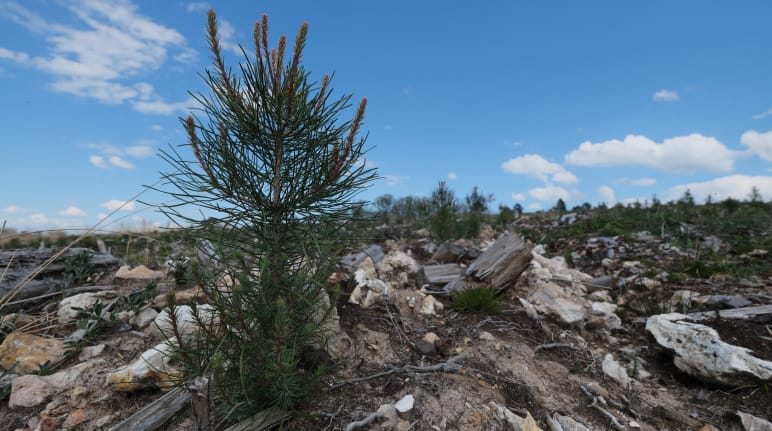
top-left (686, 304), bottom-right (772, 322)
top-left (108, 387), bottom-right (191, 431)
top-left (223, 408), bottom-right (292, 431)
top-left (340, 245), bottom-right (384, 270)
top-left (0, 247), bottom-right (119, 301)
top-left (189, 376), bottom-right (211, 431)
top-left (464, 233), bottom-right (532, 293)
top-left (421, 264), bottom-right (464, 285)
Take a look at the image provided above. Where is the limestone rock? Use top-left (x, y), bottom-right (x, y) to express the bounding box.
top-left (57, 291), bottom-right (116, 325)
top-left (602, 353), bottom-right (631, 388)
top-left (737, 411), bottom-right (772, 431)
top-left (151, 304), bottom-right (216, 340)
top-left (115, 264), bottom-right (165, 280)
top-left (0, 332), bottom-right (66, 375)
top-left (152, 286), bottom-right (208, 308)
top-left (9, 360), bottom-right (95, 408)
top-left (546, 413), bottom-right (592, 431)
top-left (646, 313), bottom-right (772, 384)
top-left (394, 394), bottom-right (414, 413)
top-left (494, 403), bottom-right (543, 431)
top-left (419, 295), bottom-right (444, 316)
top-left (106, 342), bottom-right (182, 391)
top-left (527, 282), bottom-right (587, 325)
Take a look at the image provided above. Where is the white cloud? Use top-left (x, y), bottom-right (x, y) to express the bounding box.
top-left (527, 202), bottom-right (543, 210)
top-left (217, 18), bottom-right (243, 56)
top-left (89, 155), bottom-right (107, 168)
top-left (447, 172), bottom-right (457, 181)
top-left (527, 184), bottom-right (571, 202)
top-left (617, 177), bottom-right (657, 186)
top-left (501, 154), bottom-right (578, 185)
top-left (665, 175), bottom-right (772, 203)
top-left (0, 1), bottom-right (192, 113)
top-left (59, 206), bottom-right (87, 217)
top-left (1, 205), bottom-right (32, 214)
top-left (752, 109), bottom-right (772, 120)
top-left (109, 156), bottom-right (134, 169)
top-left (511, 193), bottom-right (525, 201)
top-left (0, 46), bottom-right (29, 62)
top-left (101, 199), bottom-right (137, 212)
top-left (597, 185), bottom-right (617, 204)
top-left (124, 145), bottom-right (154, 157)
top-left (132, 97), bottom-right (195, 115)
top-left (186, 2), bottom-right (209, 13)
top-left (151, 124), bottom-right (164, 131)
top-left (653, 89), bottom-right (679, 102)
top-left (383, 175), bottom-right (409, 186)
top-left (565, 134), bottom-right (735, 173)
top-left (740, 130), bottom-right (772, 161)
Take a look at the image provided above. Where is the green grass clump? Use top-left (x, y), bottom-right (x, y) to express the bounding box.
top-left (451, 287), bottom-right (503, 314)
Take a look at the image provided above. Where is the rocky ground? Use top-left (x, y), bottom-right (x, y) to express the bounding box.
top-left (1, 219), bottom-right (770, 431)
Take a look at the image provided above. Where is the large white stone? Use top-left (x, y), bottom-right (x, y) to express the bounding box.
top-left (646, 313), bottom-right (772, 384)
top-left (57, 291), bottom-right (116, 325)
top-left (602, 353), bottom-right (632, 388)
top-left (106, 342), bottom-right (181, 391)
top-left (527, 281), bottom-right (587, 325)
top-left (151, 304), bottom-right (217, 340)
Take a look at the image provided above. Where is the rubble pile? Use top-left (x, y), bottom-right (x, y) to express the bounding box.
top-left (1, 221), bottom-right (770, 430)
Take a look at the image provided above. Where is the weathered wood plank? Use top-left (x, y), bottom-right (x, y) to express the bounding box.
top-left (464, 233), bottom-right (532, 292)
top-left (686, 304), bottom-right (772, 322)
top-left (223, 408), bottom-right (292, 431)
top-left (421, 263), bottom-right (464, 285)
top-left (108, 387), bottom-right (191, 431)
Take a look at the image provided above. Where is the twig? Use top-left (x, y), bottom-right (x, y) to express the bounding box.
top-left (534, 343), bottom-right (577, 353)
top-left (344, 411), bottom-right (385, 431)
top-left (331, 353), bottom-right (467, 389)
top-left (581, 384), bottom-right (625, 430)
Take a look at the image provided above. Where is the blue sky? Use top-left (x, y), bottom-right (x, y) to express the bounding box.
top-left (1, 0), bottom-right (771, 231)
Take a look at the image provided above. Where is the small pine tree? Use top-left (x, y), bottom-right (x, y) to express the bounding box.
top-left (430, 181), bottom-right (457, 241)
top-left (152, 10), bottom-right (375, 417)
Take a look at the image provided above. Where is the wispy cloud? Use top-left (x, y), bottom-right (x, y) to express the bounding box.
top-left (447, 172), bottom-right (457, 181)
top-left (383, 175), bottom-right (409, 186)
top-left (0, 0), bottom-right (194, 113)
top-left (59, 206), bottom-right (87, 217)
top-left (565, 134), bottom-right (735, 173)
top-left (617, 177), bottom-right (657, 186)
top-left (752, 108), bottom-right (772, 120)
top-left (185, 2), bottom-right (209, 13)
top-left (653, 89), bottom-right (679, 102)
top-left (89, 155), bottom-right (108, 169)
top-left (108, 156), bottom-right (134, 169)
top-left (502, 154), bottom-right (578, 185)
top-left (100, 199), bottom-right (137, 212)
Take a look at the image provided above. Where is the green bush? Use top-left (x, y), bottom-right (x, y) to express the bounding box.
top-left (451, 287), bottom-right (503, 314)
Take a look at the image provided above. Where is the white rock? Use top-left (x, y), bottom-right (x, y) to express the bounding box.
top-left (602, 353), bottom-right (631, 388)
top-left (106, 342), bottom-right (181, 391)
top-left (737, 411), bottom-right (772, 431)
top-left (546, 413), bottom-right (592, 431)
top-left (394, 394), bottom-right (414, 413)
top-left (9, 360), bottom-right (95, 408)
top-left (132, 307), bottom-right (159, 329)
top-left (419, 295), bottom-right (443, 315)
top-left (591, 302), bottom-right (617, 315)
top-left (423, 332), bottom-right (440, 344)
top-left (646, 313), bottom-right (772, 384)
top-left (528, 282), bottom-right (587, 325)
top-left (377, 251), bottom-right (420, 275)
top-left (376, 403), bottom-right (399, 427)
top-left (57, 291), bottom-right (116, 325)
top-left (479, 331), bottom-right (495, 341)
top-left (115, 265), bottom-right (166, 280)
top-left (151, 304), bottom-right (216, 340)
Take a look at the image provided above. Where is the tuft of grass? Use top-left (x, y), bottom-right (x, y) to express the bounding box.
top-left (451, 287), bottom-right (503, 314)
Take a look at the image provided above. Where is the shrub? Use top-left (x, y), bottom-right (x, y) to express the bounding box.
top-left (451, 287), bottom-right (503, 314)
top-left (152, 10), bottom-right (375, 418)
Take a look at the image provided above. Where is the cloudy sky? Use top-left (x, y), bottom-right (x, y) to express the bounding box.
top-left (1, 0), bottom-right (771, 230)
